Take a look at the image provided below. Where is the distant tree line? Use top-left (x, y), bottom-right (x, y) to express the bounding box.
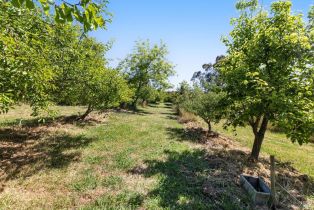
top-left (0, 1), bottom-right (175, 118)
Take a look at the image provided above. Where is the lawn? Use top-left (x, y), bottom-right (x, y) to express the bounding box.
top-left (0, 104), bottom-right (313, 209)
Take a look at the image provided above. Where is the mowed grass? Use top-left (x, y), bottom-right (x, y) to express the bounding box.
top-left (211, 122), bottom-right (314, 178)
top-left (1, 104), bottom-right (313, 209)
top-left (1, 104), bottom-right (241, 209)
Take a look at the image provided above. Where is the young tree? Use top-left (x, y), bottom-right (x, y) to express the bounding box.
top-left (179, 56), bottom-right (226, 132)
top-left (120, 40), bottom-right (175, 109)
top-left (181, 87), bottom-right (225, 133)
top-left (218, 0), bottom-right (314, 160)
top-left (177, 81), bottom-right (191, 97)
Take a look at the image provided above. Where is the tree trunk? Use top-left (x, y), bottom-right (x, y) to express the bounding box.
top-left (207, 121), bottom-right (212, 133)
top-left (80, 104), bottom-right (93, 120)
top-left (251, 134), bottom-right (264, 160)
top-left (250, 116), bottom-right (268, 160)
top-left (132, 81), bottom-right (143, 110)
top-left (120, 102), bottom-right (127, 109)
top-left (131, 98), bottom-right (138, 110)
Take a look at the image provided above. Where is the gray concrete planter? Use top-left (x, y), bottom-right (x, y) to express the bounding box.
top-left (240, 174), bottom-right (271, 206)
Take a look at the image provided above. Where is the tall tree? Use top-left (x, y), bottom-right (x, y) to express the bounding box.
top-left (218, 0), bottom-right (314, 160)
top-left (191, 55), bottom-right (225, 92)
top-left (120, 40), bottom-right (175, 109)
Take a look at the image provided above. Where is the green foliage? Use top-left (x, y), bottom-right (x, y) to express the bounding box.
top-left (163, 91), bottom-right (177, 103)
top-left (0, 3), bottom-right (54, 114)
top-left (178, 84), bottom-right (225, 132)
top-left (0, 3), bottom-right (131, 118)
top-left (119, 40), bottom-right (175, 108)
top-left (52, 36), bottom-right (133, 118)
top-left (6, 0), bottom-right (111, 32)
top-left (192, 55), bottom-right (225, 93)
top-left (218, 0), bottom-right (314, 159)
top-left (177, 57), bottom-right (226, 131)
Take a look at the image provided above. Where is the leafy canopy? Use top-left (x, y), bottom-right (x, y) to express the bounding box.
top-left (218, 0), bottom-right (314, 150)
top-left (120, 40), bottom-right (175, 107)
top-left (0, 3), bottom-right (55, 114)
top-left (0, 2), bottom-right (131, 118)
top-left (58, 37), bottom-right (133, 114)
top-left (179, 85), bottom-right (225, 132)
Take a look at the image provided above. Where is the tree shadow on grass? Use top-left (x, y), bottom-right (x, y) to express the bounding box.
top-left (147, 104), bottom-right (159, 108)
top-left (129, 149), bottom-right (249, 210)
top-left (166, 127), bottom-right (207, 144)
top-left (0, 127), bottom-right (94, 183)
top-left (1, 114), bottom-right (107, 129)
top-left (165, 115), bottom-right (178, 121)
top-left (115, 108), bottom-right (152, 116)
top-left (163, 102), bottom-right (173, 108)
top-left (163, 126), bottom-right (314, 209)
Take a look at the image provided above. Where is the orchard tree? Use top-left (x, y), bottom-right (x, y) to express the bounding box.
top-left (0, 3), bottom-right (55, 114)
top-left (218, 0), bottom-right (314, 160)
top-left (53, 37), bottom-right (133, 119)
top-left (177, 81), bottom-right (191, 97)
top-left (78, 68), bottom-right (133, 119)
top-left (120, 40), bottom-right (175, 109)
top-left (0, 2), bottom-right (130, 118)
top-left (182, 56), bottom-right (226, 132)
top-left (181, 87), bottom-right (225, 133)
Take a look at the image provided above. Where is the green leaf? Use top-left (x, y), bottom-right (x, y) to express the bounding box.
top-left (74, 6), bottom-right (84, 22)
top-left (26, 0), bottom-right (35, 9)
top-left (81, 0), bottom-right (90, 6)
top-left (11, 0), bottom-right (22, 7)
top-left (18, 0), bottom-right (25, 6)
top-left (42, 3), bottom-right (50, 15)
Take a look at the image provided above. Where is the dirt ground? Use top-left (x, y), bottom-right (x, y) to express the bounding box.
top-left (180, 121), bottom-right (314, 210)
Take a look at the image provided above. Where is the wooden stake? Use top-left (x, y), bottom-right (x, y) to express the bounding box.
top-left (270, 155), bottom-right (277, 209)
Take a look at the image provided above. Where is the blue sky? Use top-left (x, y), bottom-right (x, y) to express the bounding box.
top-left (90, 0), bottom-right (313, 88)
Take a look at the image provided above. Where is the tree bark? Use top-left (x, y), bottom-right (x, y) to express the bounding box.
top-left (80, 104), bottom-right (93, 120)
top-left (250, 115), bottom-right (268, 160)
top-left (131, 98), bottom-right (138, 110)
top-left (207, 121), bottom-right (212, 133)
top-left (132, 80), bottom-right (143, 110)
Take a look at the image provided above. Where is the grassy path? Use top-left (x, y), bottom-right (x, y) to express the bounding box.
top-left (0, 104), bottom-right (232, 209)
top-left (79, 104), bottom-right (229, 209)
top-left (0, 104), bottom-right (313, 209)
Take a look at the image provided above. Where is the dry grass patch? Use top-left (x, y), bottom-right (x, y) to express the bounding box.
top-left (175, 114), bottom-right (314, 209)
